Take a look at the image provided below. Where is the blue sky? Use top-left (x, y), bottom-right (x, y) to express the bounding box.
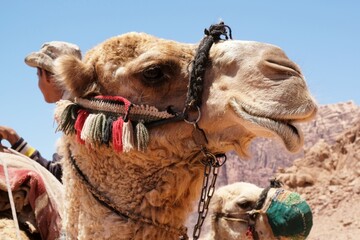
top-left (1, 1), bottom-right (359, 159)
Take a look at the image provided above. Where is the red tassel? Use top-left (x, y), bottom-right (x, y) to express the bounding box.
top-left (112, 117), bottom-right (124, 152)
top-left (74, 109), bottom-right (89, 144)
top-left (245, 226), bottom-right (254, 240)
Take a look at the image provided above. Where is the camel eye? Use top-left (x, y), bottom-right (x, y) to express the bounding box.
top-left (237, 201), bottom-right (253, 210)
top-left (142, 66), bottom-right (164, 84)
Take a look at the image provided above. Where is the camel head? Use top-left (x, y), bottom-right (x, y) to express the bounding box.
top-left (53, 23), bottom-right (317, 239)
top-left (55, 25), bottom-right (317, 158)
top-left (210, 182), bottom-right (313, 240)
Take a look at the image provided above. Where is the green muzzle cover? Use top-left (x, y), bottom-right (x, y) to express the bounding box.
top-left (263, 188), bottom-right (313, 239)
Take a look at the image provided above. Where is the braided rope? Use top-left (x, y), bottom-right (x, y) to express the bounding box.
top-left (184, 22), bottom-right (232, 117)
top-left (75, 98), bottom-right (174, 122)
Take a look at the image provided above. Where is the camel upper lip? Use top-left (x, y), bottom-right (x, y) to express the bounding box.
top-left (230, 99), bottom-right (304, 152)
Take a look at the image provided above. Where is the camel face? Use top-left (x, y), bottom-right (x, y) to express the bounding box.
top-left (210, 182), bottom-right (263, 239)
top-left (55, 32), bottom-right (316, 157)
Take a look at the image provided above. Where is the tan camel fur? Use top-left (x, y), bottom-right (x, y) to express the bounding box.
top-left (53, 30), bottom-right (317, 239)
top-left (0, 218), bottom-right (30, 240)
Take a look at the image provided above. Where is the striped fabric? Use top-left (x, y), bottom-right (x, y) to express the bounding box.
top-left (11, 138), bottom-right (38, 160)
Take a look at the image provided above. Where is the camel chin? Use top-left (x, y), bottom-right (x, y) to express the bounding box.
top-left (229, 98), bottom-right (305, 152)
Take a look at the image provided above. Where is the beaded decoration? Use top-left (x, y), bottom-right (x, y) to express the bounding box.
top-left (55, 96), bottom-right (176, 152)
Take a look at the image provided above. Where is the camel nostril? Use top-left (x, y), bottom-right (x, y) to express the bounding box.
top-left (266, 59), bottom-right (301, 75)
top-left (260, 59), bottom-right (302, 80)
top-left (258, 46), bottom-right (302, 80)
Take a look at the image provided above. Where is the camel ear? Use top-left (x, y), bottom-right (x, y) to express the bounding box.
top-left (54, 55), bottom-right (99, 98)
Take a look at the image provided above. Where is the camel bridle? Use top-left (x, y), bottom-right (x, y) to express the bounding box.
top-left (63, 22), bottom-right (232, 240)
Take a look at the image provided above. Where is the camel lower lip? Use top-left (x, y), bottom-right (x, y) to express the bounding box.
top-left (230, 99), bottom-right (303, 152)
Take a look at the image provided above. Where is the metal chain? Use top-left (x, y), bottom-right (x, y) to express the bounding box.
top-left (192, 149), bottom-right (226, 240)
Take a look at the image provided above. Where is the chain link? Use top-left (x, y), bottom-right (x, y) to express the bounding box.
top-left (186, 122), bottom-right (227, 240)
top-left (192, 150), bottom-right (226, 240)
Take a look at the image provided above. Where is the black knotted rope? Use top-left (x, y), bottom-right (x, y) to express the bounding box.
top-left (184, 22), bottom-right (232, 119)
top-left (253, 178), bottom-right (282, 211)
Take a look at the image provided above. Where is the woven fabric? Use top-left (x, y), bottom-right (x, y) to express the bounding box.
top-left (0, 152), bottom-right (64, 240)
top-left (264, 189), bottom-right (313, 239)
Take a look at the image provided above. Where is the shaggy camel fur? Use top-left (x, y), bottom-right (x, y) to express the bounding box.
top-left (207, 182), bottom-right (312, 240)
top-left (53, 26), bottom-right (317, 239)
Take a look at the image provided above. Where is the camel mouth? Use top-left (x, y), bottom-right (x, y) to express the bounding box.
top-left (229, 99), bottom-right (304, 152)
top-left (214, 212), bottom-right (249, 223)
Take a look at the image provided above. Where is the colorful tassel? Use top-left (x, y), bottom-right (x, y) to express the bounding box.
top-left (122, 120), bottom-right (134, 152)
top-left (74, 109), bottom-right (89, 144)
top-left (57, 103), bottom-right (80, 134)
top-left (81, 114), bottom-right (97, 144)
top-left (135, 121), bottom-right (149, 152)
top-left (245, 227), bottom-right (254, 240)
top-left (55, 96), bottom-right (156, 152)
top-left (92, 113), bottom-right (106, 144)
top-left (102, 116), bottom-right (115, 145)
top-left (54, 99), bottom-right (74, 122)
top-left (112, 117), bottom-right (124, 152)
